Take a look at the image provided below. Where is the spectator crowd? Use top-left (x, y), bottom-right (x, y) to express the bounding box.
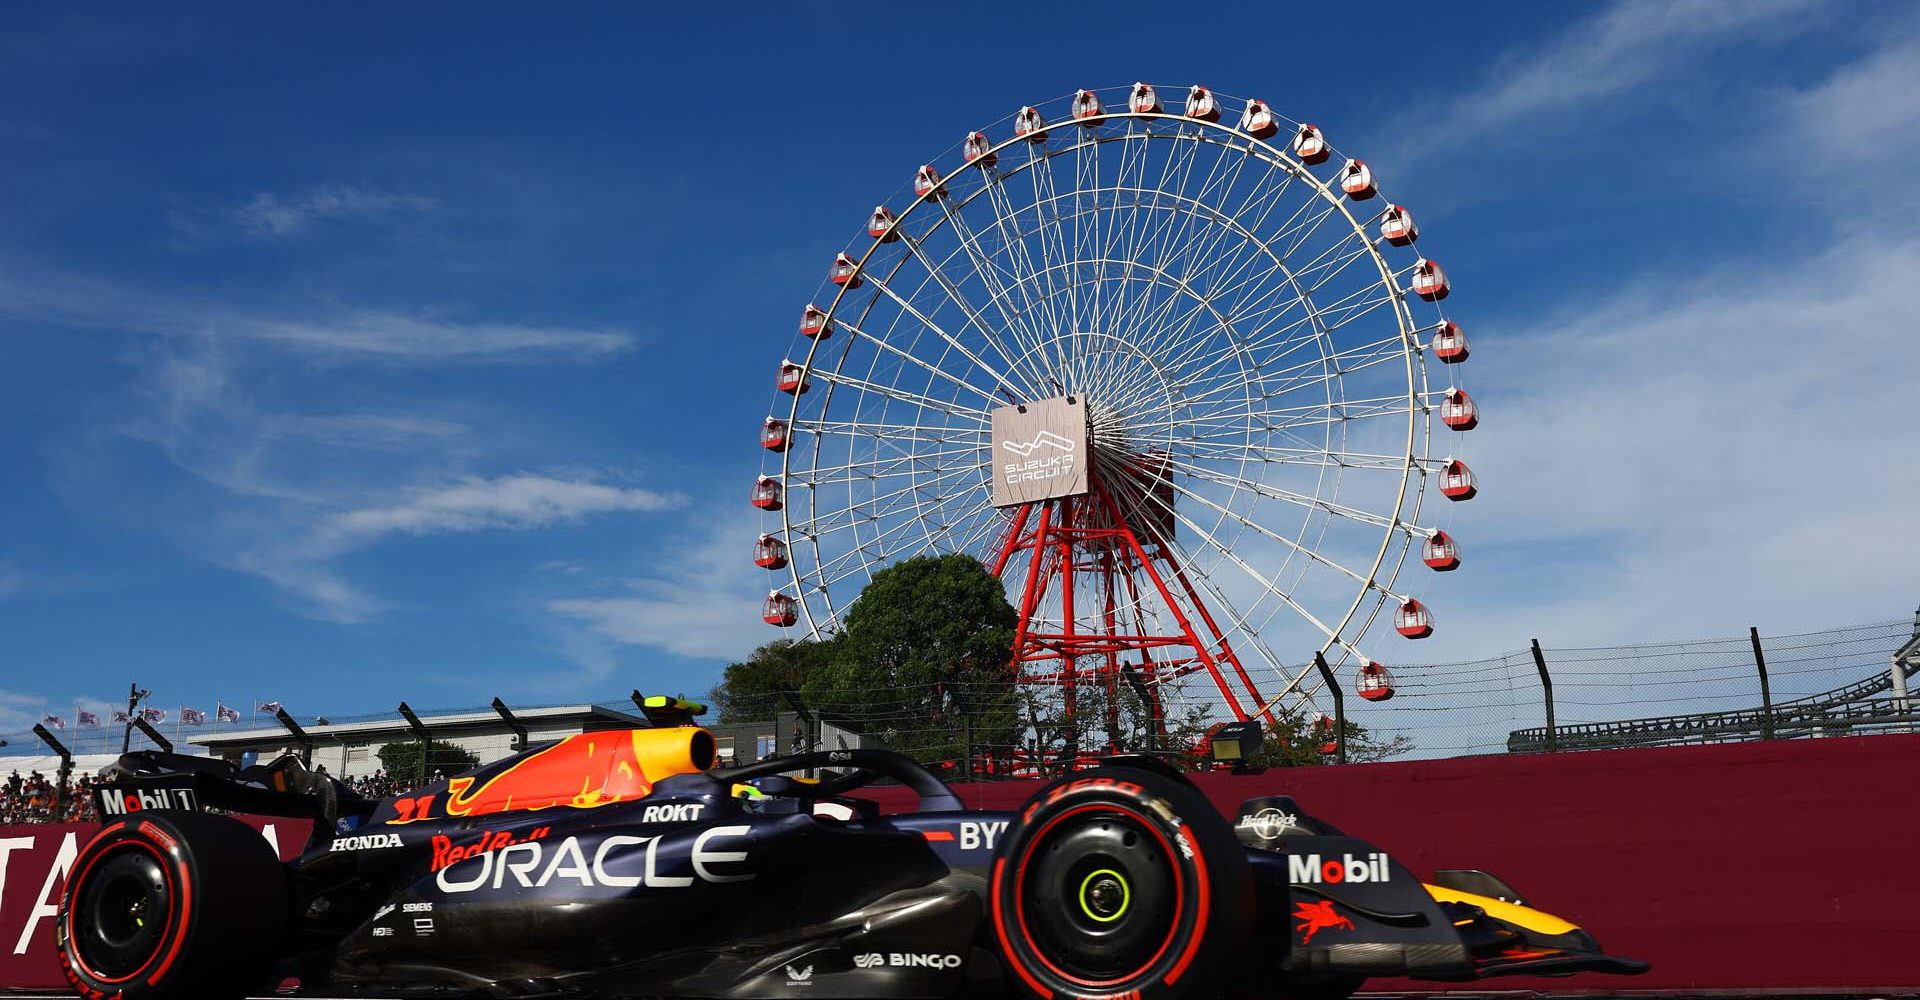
top-left (1, 770), bottom-right (101, 824)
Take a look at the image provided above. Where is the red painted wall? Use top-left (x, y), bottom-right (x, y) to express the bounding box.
top-left (3, 735), bottom-right (1915, 993)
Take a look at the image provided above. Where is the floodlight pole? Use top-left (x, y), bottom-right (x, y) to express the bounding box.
top-left (33, 724), bottom-right (73, 816)
top-left (1312, 652), bottom-right (1346, 765)
top-left (491, 698), bottom-right (528, 752)
top-left (398, 702), bottom-right (432, 786)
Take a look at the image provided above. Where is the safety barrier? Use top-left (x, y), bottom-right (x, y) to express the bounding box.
top-left (3, 735), bottom-right (1916, 993)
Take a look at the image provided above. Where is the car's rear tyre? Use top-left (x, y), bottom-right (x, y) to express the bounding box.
top-left (991, 766), bottom-right (1253, 1000)
top-left (57, 811), bottom-right (287, 1000)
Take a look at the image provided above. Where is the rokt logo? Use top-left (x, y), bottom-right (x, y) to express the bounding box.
top-left (1000, 430), bottom-right (1076, 456)
top-left (1288, 852), bottom-right (1391, 884)
top-left (641, 803), bottom-right (704, 823)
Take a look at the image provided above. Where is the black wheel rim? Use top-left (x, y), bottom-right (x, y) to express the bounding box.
top-left (1020, 808), bottom-right (1178, 983)
top-left (76, 848), bottom-right (170, 980)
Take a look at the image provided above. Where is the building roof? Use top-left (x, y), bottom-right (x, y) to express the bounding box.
top-left (188, 703), bottom-right (648, 750)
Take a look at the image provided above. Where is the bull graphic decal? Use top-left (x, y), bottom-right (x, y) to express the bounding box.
top-left (1293, 899), bottom-right (1355, 944)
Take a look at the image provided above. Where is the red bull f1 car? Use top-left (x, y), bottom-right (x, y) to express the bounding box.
top-left (59, 727), bottom-right (1646, 1000)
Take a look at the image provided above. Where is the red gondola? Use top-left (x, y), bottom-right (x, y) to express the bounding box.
top-left (1430, 321), bottom-right (1468, 363)
top-left (1129, 82), bottom-right (1162, 114)
top-left (1072, 89), bottom-right (1102, 124)
top-left (777, 361), bottom-right (809, 395)
top-left (914, 164), bottom-right (947, 199)
top-left (1341, 159), bottom-right (1377, 200)
top-left (763, 591), bottom-right (797, 627)
top-left (800, 304), bottom-right (832, 340)
top-left (1379, 204), bottom-right (1418, 246)
top-left (1395, 598), bottom-right (1434, 639)
top-left (1015, 106), bottom-right (1049, 142)
top-left (829, 253), bottom-right (862, 288)
top-left (761, 418), bottom-right (791, 453)
top-left (1440, 459), bottom-right (1477, 501)
top-left (1422, 530), bottom-right (1460, 571)
top-left (754, 534), bottom-right (789, 570)
top-left (1356, 661), bottom-right (1396, 702)
top-left (868, 206), bottom-right (899, 242)
top-left (963, 131), bottom-right (996, 167)
top-left (1185, 85), bottom-right (1221, 122)
top-left (1313, 715), bottom-right (1340, 756)
top-left (751, 476), bottom-right (783, 511)
top-left (1412, 258), bottom-right (1450, 301)
top-left (1440, 387), bottom-right (1478, 430)
top-left (1292, 124), bottom-right (1329, 164)
top-left (1240, 98), bottom-right (1279, 140)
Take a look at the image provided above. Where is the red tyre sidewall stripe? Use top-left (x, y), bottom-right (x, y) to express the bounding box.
top-left (1009, 802), bottom-right (1186, 991)
top-left (64, 838), bottom-right (178, 986)
top-left (1161, 823), bottom-right (1210, 986)
top-left (992, 857), bottom-right (1050, 998)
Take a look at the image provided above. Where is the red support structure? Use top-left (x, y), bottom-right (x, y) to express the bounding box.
top-left (998, 474), bottom-right (1270, 748)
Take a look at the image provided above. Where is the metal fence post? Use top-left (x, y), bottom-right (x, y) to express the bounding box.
top-left (33, 724), bottom-right (72, 817)
top-left (1312, 652), bottom-right (1347, 765)
top-left (1530, 640), bottom-right (1557, 752)
top-left (1749, 627), bottom-right (1775, 740)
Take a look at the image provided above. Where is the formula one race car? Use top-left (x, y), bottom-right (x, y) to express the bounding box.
top-left (59, 727), bottom-right (1646, 1000)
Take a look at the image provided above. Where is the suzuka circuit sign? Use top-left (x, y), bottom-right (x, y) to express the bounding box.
top-left (991, 396), bottom-right (1090, 508)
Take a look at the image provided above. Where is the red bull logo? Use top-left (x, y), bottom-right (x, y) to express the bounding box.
top-left (387, 729), bottom-right (711, 825)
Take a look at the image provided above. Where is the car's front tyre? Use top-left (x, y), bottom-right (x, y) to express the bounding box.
top-left (991, 766), bottom-right (1253, 1000)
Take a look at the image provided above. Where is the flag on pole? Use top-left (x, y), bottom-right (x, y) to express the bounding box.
top-left (216, 703), bottom-right (240, 724)
top-left (78, 710), bottom-right (99, 727)
top-left (141, 707), bottom-right (165, 723)
top-left (256, 701), bottom-right (282, 714)
top-left (40, 714), bottom-right (64, 730)
top-left (111, 710), bottom-right (130, 723)
top-left (181, 707), bottom-right (206, 726)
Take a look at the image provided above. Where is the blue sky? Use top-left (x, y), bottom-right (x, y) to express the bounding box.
top-left (2, 1), bottom-right (1917, 734)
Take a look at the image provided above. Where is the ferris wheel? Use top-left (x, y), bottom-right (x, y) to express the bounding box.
top-left (753, 84), bottom-right (1478, 737)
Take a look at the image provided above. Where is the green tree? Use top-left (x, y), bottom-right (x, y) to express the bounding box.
top-left (376, 740), bottom-right (479, 784)
top-left (1259, 712), bottom-right (1411, 766)
top-left (708, 638), bottom-right (837, 724)
top-left (804, 553), bottom-right (1019, 767)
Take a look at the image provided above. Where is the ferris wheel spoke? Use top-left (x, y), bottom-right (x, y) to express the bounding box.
top-left (1165, 329), bottom-right (1408, 418)
top-left (792, 442), bottom-right (994, 485)
top-left (931, 219), bottom-right (1058, 400)
top-left (805, 368), bottom-right (994, 425)
top-left (855, 267), bottom-right (1037, 404)
top-left (1162, 438), bottom-right (1416, 474)
top-left (981, 172), bottom-right (1070, 367)
top-left (1164, 457), bottom-right (1414, 534)
top-left (838, 317), bottom-right (1009, 406)
top-left (1162, 504), bottom-right (1354, 655)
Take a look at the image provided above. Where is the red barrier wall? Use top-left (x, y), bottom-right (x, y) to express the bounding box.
top-left (3, 735), bottom-right (1915, 993)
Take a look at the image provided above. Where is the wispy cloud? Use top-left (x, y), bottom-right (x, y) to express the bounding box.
top-left (325, 475), bottom-right (684, 542)
top-left (0, 267), bottom-right (634, 364)
top-left (1384, 0), bottom-right (1823, 164)
top-left (547, 517), bottom-right (766, 662)
top-left (229, 184), bottom-right (439, 237)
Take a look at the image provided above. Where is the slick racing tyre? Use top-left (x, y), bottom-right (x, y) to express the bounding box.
top-left (991, 766), bottom-right (1253, 1000)
top-left (57, 811), bottom-right (288, 1000)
